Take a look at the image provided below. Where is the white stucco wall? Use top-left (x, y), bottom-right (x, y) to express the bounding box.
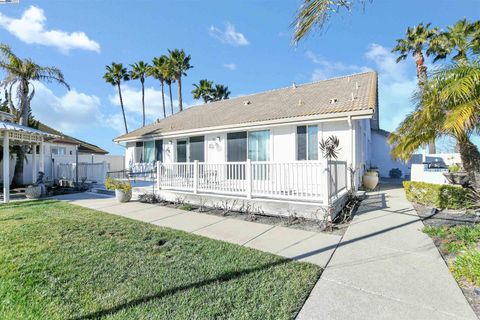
top-left (370, 130), bottom-right (410, 178)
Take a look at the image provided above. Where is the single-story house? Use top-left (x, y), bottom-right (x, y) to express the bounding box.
top-left (114, 71), bottom-right (407, 217)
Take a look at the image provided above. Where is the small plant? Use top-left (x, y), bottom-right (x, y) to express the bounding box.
top-left (138, 193), bottom-right (162, 204)
top-left (389, 168), bottom-right (402, 179)
top-left (218, 200), bottom-right (238, 216)
top-left (448, 164), bottom-right (462, 173)
top-left (319, 135), bottom-right (340, 160)
top-left (104, 177), bottom-right (132, 193)
top-left (178, 203), bottom-right (193, 211)
top-left (197, 197), bottom-right (209, 212)
top-left (173, 195), bottom-right (185, 206)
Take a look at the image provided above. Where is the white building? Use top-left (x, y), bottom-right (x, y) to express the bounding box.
top-left (114, 72), bottom-right (407, 217)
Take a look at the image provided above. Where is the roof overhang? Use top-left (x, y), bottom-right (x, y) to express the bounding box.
top-left (114, 108), bottom-right (374, 143)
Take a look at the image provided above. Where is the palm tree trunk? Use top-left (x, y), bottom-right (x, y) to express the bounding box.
top-left (177, 76), bottom-right (183, 112)
top-left (117, 83), bottom-right (128, 133)
top-left (12, 80), bottom-right (30, 186)
top-left (141, 79), bottom-right (145, 127)
top-left (168, 84), bottom-right (174, 115)
top-left (457, 134), bottom-right (480, 190)
top-left (160, 81), bottom-right (166, 118)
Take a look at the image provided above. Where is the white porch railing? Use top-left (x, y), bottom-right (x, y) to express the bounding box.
top-left (157, 160), bottom-right (348, 204)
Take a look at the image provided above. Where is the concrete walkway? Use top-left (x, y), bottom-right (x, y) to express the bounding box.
top-left (297, 185), bottom-right (477, 320)
top-left (53, 193), bottom-right (341, 268)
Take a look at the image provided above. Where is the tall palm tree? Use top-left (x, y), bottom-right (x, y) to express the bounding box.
top-left (292, 0), bottom-right (368, 43)
top-left (168, 49), bottom-right (192, 112)
top-left (389, 62), bottom-right (480, 188)
top-left (392, 23), bottom-right (438, 153)
top-left (428, 19), bottom-right (480, 64)
top-left (103, 62), bottom-right (130, 134)
top-left (212, 84), bottom-right (231, 101)
top-left (148, 56), bottom-right (168, 118)
top-left (130, 61), bottom-right (149, 126)
top-left (192, 79), bottom-right (214, 103)
top-left (0, 44), bottom-right (69, 185)
top-left (165, 75), bottom-right (175, 115)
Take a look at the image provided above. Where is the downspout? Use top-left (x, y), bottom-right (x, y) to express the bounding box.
top-left (348, 115), bottom-right (355, 190)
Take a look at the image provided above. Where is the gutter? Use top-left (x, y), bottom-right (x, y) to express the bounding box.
top-left (114, 109), bottom-right (375, 143)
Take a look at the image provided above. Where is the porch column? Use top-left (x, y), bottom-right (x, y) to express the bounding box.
top-left (3, 132), bottom-right (9, 203)
top-left (31, 144), bottom-right (37, 184)
top-left (39, 140), bottom-right (44, 173)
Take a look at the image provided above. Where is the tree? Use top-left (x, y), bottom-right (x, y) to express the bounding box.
top-left (103, 62), bottom-right (130, 133)
top-left (292, 0), bottom-right (369, 43)
top-left (211, 84), bottom-right (231, 101)
top-left (168, 49), bottom-right (192, 112)
top-left (130, 61), bottom-right (149, 126)
top-left (389, 62), bottom-right (480, 188)
top-left (192, 79), bottom-right (214, 103)
top-left (148, 56), bottom-right (168, 118)
top-left (0, 44), bottom-right (69, 186)
top-left (165, 75), bottom-right (175, 115)
top-left (392, 23), bottom-right (439, 153)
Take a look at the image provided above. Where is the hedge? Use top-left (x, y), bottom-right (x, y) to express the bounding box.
top-left (403, 181), bottom-right (468, 210)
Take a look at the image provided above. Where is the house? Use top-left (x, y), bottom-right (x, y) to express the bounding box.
top-left (114, 71), bottom-right (407, 217)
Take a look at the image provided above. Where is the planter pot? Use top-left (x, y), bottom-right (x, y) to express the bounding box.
top-left (25, 185), bottom-right (42, 199)
top-left (443, 172), bottom-right (470, 187)
top-left (365, 170), bottom-right (379, 177)
top-left (115, 189), bottom-right (132, 203)
top-left (363, 174), bottom-right (379, 190)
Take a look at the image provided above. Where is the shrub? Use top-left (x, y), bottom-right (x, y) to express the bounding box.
top-left (178, 203), bottom-right (193, 211)
top-left (448, 164), bottom-right (461, 173)
top-left (403, 181), bottom-right (468, 209)
top-left (138, 193), bottom-right (162, 204)
top-left (389, 168), bottom-right (402, 178)
top-left (104, 177), bottom-right (132, 193)
top-left (450, 249), bottom-right (480, 286)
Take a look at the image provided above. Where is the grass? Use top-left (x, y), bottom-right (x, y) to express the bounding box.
top-left (423, 224), bottom-right (480, 286)
top-left (0, 200), bottom-right (321, 320)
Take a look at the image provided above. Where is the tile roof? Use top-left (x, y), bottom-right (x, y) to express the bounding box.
top-left (115, 71), bottom-right (378, 142)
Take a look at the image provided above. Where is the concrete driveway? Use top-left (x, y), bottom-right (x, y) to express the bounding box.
top-left (53, 192), bottom-right (341, 268)
top-left (297, 185), bottom-right (477, 320)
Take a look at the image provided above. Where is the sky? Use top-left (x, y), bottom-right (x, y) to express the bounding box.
top-left (0, 0), bottom-right (478, 155)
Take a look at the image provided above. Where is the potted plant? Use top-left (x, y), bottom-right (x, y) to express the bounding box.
top-left (105, 177), bottom-right (132, 203)
top-left (25, 185), bottom-right (42, 199)
top-left (363, 166), bottom-right (379, 190)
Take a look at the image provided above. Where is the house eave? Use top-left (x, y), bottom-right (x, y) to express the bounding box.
top-left (114, 109), bottom-right (374, 143)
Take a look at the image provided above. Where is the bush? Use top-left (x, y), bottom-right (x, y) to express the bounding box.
top-left (389, 168), bottom-right (402, 178)
top-left (178, 203), bottom-right (193, 211)
top-left (104, 177), bottom-right (132, 193)
top-left (450, 249), bottom-right (480, 286)
top-left (448, 164), bottom-right (461, 173)
top-left (403, 181), bottom-right (468, 209)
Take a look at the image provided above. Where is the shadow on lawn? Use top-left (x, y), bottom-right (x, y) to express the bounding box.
top-left (0, 199), bottom-right (60, 211)
top-left (72, 258), bottom-right (296, 320)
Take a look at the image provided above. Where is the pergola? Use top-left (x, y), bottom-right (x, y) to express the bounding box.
top-left (0, 111), bottom-right (56, 203)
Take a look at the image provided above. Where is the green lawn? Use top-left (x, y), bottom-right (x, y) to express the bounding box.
top-left (423, 224), bottom-right (480, 286)
top-left (0, 200), bottom-right (321, 320)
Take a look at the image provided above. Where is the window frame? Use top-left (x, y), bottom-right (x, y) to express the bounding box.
top-left (296, 125), bottom-right (319, 161)
top-left (226, 130), bottom-right (271, 162)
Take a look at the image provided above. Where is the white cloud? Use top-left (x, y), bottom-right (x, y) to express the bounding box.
top-left (30, 82), bottom-right (104, 134)
top-left (223, 63), bottom-right (237, 71)
top-left (0, 6), bottom-right (100, 53)
top-left (209, 22), bottom-right (249, 46)
top-left (306, 51), bottom-right (370, 81)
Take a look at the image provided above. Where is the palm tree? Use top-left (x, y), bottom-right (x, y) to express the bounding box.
top-left (168, 49), bottom-right (192, 112)
top-left (148, 56), bottom-right (168, 118)
top-left (428, 19), bottom-right (480, 64)
top-left (130, 61), bottom-right (149, 126)
top-left (165, 75), bottom-right (175, 115)
top-left (392, 23), bottom-right (438, 153)
top-left (212, 84), bottom-right (231, 101)
top-left (103, 62), bottom-right (130, 133)
top-left (192, 79), bottom-right (214, 103)
top-left (389, 62), bottom-right (480, 188)
top-left (0, 44), bottom-right (69, 186)
top-left (292, 0), bottom-right (368, 43)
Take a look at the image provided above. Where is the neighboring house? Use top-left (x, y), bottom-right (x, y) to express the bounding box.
top-left (114, 71), bottom-right (406, 217)
top-left (370, 128), bottom-right (410, 178)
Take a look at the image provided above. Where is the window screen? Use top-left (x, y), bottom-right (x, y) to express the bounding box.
top-left (176, 140), bottom-right (187, 162)
top-left (297, 125), bottom-right (318, 160)
top-left (155, 140), bottom-right (163, 162)
top-left (227, 132), bottom-right (247, 162)
top-left (297, 126), bottom-right (307, 160)
top-left (189, 136), bottom-right (205, 162)
top-left (248, 130), bottom-right (270, 161)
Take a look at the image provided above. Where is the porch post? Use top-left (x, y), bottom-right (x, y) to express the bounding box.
top-left (246, 159), bottom-right (252, 199)
top-left (193, 160), bottom-right (198, 194)
top-left (156, 161), bottom-right (161, 191)
top-left (31, 144), bottom-right (37, 184)
top-left (39, 139), bottom-right (45, 173)
top-left (3, 132), bottom-right (9, 203)
top-left (323, 159), bottom-right (331, 206)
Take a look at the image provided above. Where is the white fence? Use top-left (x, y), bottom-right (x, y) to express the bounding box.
top-left (56, 162), bottom-right (109, 183)
top-left (157, 160), bottom-right (347, 204)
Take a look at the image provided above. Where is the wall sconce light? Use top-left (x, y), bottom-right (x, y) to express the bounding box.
top-left (215, 136), bottom-right (221, 144)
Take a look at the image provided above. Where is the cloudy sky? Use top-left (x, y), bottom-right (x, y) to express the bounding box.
top-left (0, 1), bottom-right (478, 154)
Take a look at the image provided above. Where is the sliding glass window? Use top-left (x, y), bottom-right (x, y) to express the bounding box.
top-left (248, 130), bottom-right (270, 161)
top-left (297, 125), bottom-right (318, 160)
top-left (189, 136), bottom-right (205, 162)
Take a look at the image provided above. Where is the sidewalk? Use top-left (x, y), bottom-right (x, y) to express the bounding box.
top-left (297, 185), bottom-right (477, 320)
top-left (53, 193), bottom-right (341, 268)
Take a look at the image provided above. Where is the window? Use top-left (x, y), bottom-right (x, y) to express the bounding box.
top-left (51, 147), bottom-right (66, 156)
top-left (143, 141), bottom-right (155, 163)
top-left (248, 130), bottom-right (270, 161)
top-left (227, 132), bottom-right (247, 162)
top-left (297, 125), bottom-right (318, 160)
top-left (189, 136), bottom-right (205, 162)
top-left (134, 141), bottom-right (143, 163)
top-left (176, 140), bottom-right (188, 162)
top-left (155, 140), bottom-right (163, 162)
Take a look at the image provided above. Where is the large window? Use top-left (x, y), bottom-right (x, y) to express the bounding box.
top-left (176, 140), bottom-right (188, 162)
top-left (155, 140), bottom-right (163, 162)
top-left (227, 132), bottom-right (247, 162)
top-left (143, 141), bottom-right (155, 163)
top-left (175, 136), bottom-right (204, 162)
top-left (297, 125), bottom-right (318, 160)
top-left (51, 147), bottom-right (66, 156)
top-left (248, 130), bottom-right (270, 161)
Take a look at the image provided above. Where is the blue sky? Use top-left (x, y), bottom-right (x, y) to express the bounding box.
top-left (0, 0), bottom-right (478, 154)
